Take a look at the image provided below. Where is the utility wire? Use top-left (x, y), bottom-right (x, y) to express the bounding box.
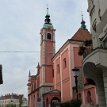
top-left (0, 51), bottom-right (40, 53)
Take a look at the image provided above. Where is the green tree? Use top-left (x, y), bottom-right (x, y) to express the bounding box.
top-left (6, 103), bottom-right (16, 107)
top-left (61, 99), bottom-right (81, 107)
top-left (19, 95), bottom-right (23, 107)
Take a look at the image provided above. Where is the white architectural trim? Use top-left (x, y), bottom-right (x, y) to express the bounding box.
top-left (68, 44), bottom-right (72, 98)
top-left (60, 53), bottom-right (63, 101)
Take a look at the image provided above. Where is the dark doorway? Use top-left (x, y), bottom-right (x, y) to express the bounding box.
top-left (51, 97), bottom-right (60, 107)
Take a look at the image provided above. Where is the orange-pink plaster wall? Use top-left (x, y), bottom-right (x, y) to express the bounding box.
top-left (53, 57), bottom-right (61, 91)
top-left (61, 49), bottom-right (71, 101)
top-left (45, 66), bottom-right (53, 83)
top-left (45, 41), bottom-right (54, 65)
top-left (61, 49), bottom-right (69, 80)
top-left (53, 43), bottom-right (97, 103)
top-left (53, 46), bottom-right (71, 101)
top-left (73, 47), bottom-right (82, 67)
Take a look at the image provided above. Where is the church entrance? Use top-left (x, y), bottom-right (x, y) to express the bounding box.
top-left (51, 97), bottom-right (60, 107)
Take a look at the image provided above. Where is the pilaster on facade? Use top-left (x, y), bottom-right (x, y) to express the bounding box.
top-left (59, 53), bottom-right (63, 101)
top-left (68, 44), bottom-right (73, 98)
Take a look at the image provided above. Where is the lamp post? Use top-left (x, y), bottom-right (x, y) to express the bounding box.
top-left (72, 67), bottom-right (79, 100)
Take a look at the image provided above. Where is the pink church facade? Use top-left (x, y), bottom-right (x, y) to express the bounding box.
top-left (53, 40), bottom-right (83, 101)
top-left (27, 10), bottom-right (97, 107)
top-left (52, 27), bottom-right (97, 104)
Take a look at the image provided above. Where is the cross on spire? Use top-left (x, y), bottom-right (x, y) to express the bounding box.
top-left (44, 5), bottom-right (51, 24)
top-left (81, 13), bottom-right (83, 21)
top-left (47, 4), bottom-right (49, 15)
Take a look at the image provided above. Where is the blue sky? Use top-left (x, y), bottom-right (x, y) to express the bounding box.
top-left (0, 0), bottom-right (90, 98)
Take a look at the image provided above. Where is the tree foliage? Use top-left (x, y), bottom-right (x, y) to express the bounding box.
top-left (6, 103), bottom-right (16, 107)
top-left (61, 99), bottom-right (81, 107)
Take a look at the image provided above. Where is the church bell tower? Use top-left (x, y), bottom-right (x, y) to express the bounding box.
top-left (40, 7), bottom-right (55, 87)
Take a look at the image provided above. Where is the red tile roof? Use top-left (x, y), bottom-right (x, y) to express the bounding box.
top-left (71, 28), bottom-right (92, 42)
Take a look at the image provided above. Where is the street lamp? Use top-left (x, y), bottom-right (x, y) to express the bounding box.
top-left (72, 67), bottom-right (79, 100)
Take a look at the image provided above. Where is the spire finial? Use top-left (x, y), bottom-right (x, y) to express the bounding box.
top-left (43, 5), bottom-right (53, 29)
top-left (81, 13), bottom-right (87, 30)
top-left (29, 70), bottom-right (31, 77)
top-left (44, 5), bottom-right (51, 24)
top-left (81, 13), bottom-right (83, 21)
top-left (47, 4), bottom-right (49, 15)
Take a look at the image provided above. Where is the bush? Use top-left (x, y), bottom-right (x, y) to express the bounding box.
top-left (61, 101), bottom-right (70, 107)
top-left (70, 99), bottom-right (81, 107)
top-left (61, 99), bottom-right (81, 107)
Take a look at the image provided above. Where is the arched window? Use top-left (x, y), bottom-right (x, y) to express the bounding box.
top-left (47, 33), bottom-right (51, 40)
top-left (63, 58), bottom-right (67, 68)
top-left (57, 64), bottom-right (60, 74)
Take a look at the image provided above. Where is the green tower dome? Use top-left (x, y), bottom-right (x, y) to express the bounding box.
top-left (43, 8), bottom-right (54, 29)
top-left (81, 15), bottom-right (87, 30)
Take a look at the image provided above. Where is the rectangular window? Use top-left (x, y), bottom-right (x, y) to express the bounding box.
top-left (63, 58), bottom-right (67, 68)
top-left (52, 69), bottom-right (54, 77)
top-left (57, 64), bottom-right (60, 74)
top-left (47, 33), bottom-right (51, 40)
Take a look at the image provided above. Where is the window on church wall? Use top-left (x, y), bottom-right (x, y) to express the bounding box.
top-left (47, 33), bottom-right (52, 40)
top-left (63, 58), bottom-right (67, 69)
top-left (57, 64), bottom-right (60, 74)
top-left (52, 69), bottom-right (54, 77)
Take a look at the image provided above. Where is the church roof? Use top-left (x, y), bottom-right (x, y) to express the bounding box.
top-left (43, 23), bottom-right (53, 29)
top-left (71, 28), bottom-right (92, 42)
top-left (52, 21), bottom-right (92, 60)
top-left (71, 16), bottom-right (91, 41)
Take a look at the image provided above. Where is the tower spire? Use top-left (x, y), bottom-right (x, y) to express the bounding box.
top-left (81, 14), bottom-right (87, 30)
top-left (43, 5), bottom-right (53, 29)
top-left (82, 13), bottom-right (84, 22)
top-left (45, 6), bottom-right (50, 24)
